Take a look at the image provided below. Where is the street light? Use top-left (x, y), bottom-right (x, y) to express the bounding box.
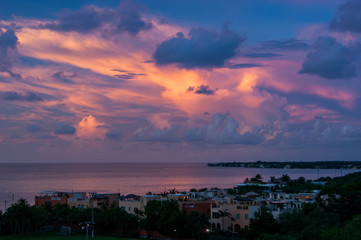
top-left (91, 198), bottom-right (94, 238)
top-left (79, 222), bottom-right (94, 240)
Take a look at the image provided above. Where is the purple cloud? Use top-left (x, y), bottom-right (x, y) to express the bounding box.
top-left (54, 123), bottom-right (76, 135)
top-left (260, 38), bottom-right (309, 50)
top-left (43, 1), bottom-right (152, 37)
top-left (187, 85), bottom-right (216, 95)
top-left (133, 113), bottom-right (262, 145)
top-left (0, 28), bottom-right (18, 74)
top-left (26, 124), bottom-right (42, 133)
top-left (299, 36), bottom-right (357, 79)
top-left (329, 0), bottom-right (361, 33)
top-left (153, 26), bottom-right (244, 68)
top-left (1, 91), bottom-right (43, 102)
top-left (106, 130), bottom-right (123, 141)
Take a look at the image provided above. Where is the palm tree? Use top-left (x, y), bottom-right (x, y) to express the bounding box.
top-left (281, 174), bottom-right (291, 183)
top-left (218, 209), bottom-right (231, 232)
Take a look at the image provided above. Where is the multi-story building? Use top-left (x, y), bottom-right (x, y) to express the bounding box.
top-left (67, 192), bottom-right (88, 209)
top-left (180, 200), bottom-right (214, 216)
top-left (35, 191), bottom-right (70, 207)
top-left (119, 194), bottom-right (143, 214)
top-left (210, 198), bottom-right (262, 233)
top-left (90, 193), bottom-right (120, 209)
top-left (119, 194), bottom-right (162, 215)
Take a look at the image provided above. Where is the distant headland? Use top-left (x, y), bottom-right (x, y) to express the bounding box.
top-left (207, 161), bottom-right (361, 169)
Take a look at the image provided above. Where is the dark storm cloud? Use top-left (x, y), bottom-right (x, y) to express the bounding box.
top-left (0, 28), bottom-right (18, 73)
top-left (329, 0), bottom-right (361, 33)
top-left (43, 1), bottom-right (152, 36)
top-left (187, 85), bottom-right (216, 95)
top-left (54, 123), bottom-right (76, 135)
top-left (299, 37), bottom-right (357, 79)
top-left (260, 39), bottom-right (309, 50)
top-left (26, 123), bottom-right (42, 133)
top-left (153, 27), bottom-right (244, 68)
top-left (105, 130), bottom-right (123, 141)
top-left (1, 91), bottom-right (43, 102)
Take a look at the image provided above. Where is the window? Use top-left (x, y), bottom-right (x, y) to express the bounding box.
top-left (134, 207), bottom-right (138, 211)
top-left (237, 214), bottom-right (240, 219)
top-left (121, 206), bottom-right (125, 210)
top-left (245, 214), bottom-right (249, 220)
top-left (129, 207), bottom-right (131, 211)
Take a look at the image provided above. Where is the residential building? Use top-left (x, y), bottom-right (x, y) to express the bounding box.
top-left (35, 191), bottom-right (70, 207)
top-left (210, 198), bottom-right (262, 233)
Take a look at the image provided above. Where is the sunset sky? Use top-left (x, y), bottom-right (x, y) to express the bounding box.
top-left (1, 0), bottom-right (361, 163)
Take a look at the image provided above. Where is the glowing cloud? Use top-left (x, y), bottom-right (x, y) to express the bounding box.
top-left (76, 115), bottom-right (106, 139)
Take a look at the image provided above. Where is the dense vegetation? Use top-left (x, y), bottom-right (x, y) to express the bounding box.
top-left (0, 198), bottom-right (209, 239)
top-left (0, 200), bottom-right (138, 237)
top-left (141, 199), bottom-right (209, 239)
top-left (208, 161), bottom-right (361, 169)
top-left (239, 172), bottom-right (361, 240)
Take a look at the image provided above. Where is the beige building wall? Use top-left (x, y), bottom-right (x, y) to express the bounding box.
top-left (119, 200), bottom-right (144, 214)
top-left (210, 200), bottom-right (262, 233)
top-left (68, 198), bottom-right (89, 209)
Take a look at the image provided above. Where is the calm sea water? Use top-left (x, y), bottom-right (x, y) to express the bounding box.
top-left (0, 162), bottom-right (358, 211)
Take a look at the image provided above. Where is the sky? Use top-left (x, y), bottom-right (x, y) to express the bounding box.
top-left (0, 0), bottom-right (361, 163)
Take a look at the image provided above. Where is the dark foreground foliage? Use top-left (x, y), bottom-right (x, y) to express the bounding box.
top-left (238, 172), bottom-right (361, 240)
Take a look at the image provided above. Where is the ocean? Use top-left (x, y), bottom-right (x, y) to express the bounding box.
top-left (0, 162), bottom-right (358, 211)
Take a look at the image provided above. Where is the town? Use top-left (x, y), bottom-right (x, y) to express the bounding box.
top-left (34, 177), bottom-right (321, 234)
top-left (2, 171), bottom-right (360, 240)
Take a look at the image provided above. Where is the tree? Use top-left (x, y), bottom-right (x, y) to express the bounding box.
top-left (281, 174), bottom-right (291, 183)
top-left (141, 200), bottom-right (186, 238)
top-left (248, 206), bottom-right (278, 239)
top-left (4, 199), bottom-right (32, 235)
top-left (185, 212), bottom-right (210, 240)
top-left (250, 174), bottom-right (263, 183)
top-left (99, 208), bottom-right (138, 234)
top-left (218, 209), bottom-right (231, 232)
